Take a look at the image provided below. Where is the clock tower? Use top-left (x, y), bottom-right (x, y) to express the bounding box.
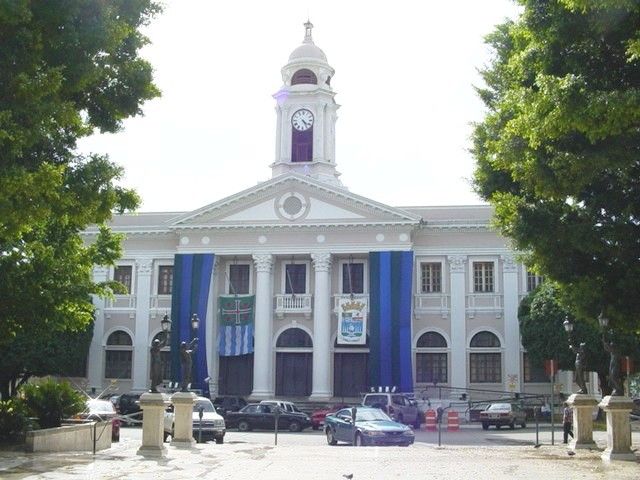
top-left (272, 21), bottom-right (342, 186)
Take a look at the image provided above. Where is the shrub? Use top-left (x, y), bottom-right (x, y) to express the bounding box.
top-left (0, 398), bottom-right (32, 443)
top-left (21, 379), bottom-right (86, 429)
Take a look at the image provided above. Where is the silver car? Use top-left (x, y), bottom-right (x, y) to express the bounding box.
top-left (164, 396), bottom-right (226, 443)
top-left (362, 393), bottom-right (420, 428)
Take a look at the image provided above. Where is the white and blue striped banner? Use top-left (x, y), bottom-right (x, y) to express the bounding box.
top-left (217, 295), bottom-right (255, 356)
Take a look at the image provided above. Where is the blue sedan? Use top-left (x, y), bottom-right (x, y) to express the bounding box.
top-left (324, 407), bottom-right (415, 446)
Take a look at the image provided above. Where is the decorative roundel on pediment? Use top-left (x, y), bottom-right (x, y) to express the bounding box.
top-left (201, 236), bottom-right (210, 245)
top-left (399, 233), bottom-right (409, 242)
top-left (276, 192), bottom-right (309, 220)
top-left (180, 236), bottom-right (190, 245)
top-left (376, 233), bottom-right (385, 242)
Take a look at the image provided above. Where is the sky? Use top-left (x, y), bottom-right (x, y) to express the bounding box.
top-left (77, 0), bottom-right (522, 213)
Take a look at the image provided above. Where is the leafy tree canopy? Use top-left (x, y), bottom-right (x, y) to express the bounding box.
top-left (473, 0), bottom-right (640, 332)
top-left (0, 2), bottom-right (160, 348)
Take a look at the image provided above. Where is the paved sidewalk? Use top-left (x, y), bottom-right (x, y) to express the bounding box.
top-left (1, 432), bottom-right (638, 480)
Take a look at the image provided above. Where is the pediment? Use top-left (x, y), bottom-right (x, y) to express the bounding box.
top-left (170, 174), bottom-right (420, 230)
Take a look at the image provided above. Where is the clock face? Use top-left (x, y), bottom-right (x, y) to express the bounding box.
top-left (291, 109), bottom-right (314, 131)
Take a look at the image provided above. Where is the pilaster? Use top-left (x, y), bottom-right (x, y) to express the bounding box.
top-left (88, 266), bottom-right (109, 390)
top-left (448, 255), bottom-right (467, 391)
top-left (501, 255), bottom-right (521, 392)
top-left (310, 252), bottom-right (332, 400)
top-left (251, 254), bottom-right (274, 398)
top-left (133, 259), bottom-right (153, 392)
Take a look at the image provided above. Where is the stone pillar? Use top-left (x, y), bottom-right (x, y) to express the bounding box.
top-left (598, 395), bottom-right (636, 461)
top-left (501, 255), bottom-right (521, 393)
top-left (88, 266), bottom-right (109, 391)
top-left (136, 392), bottom-right (167, 457)
top-left (251, 254), bottom-right (274, 399)
top-left (448, 255), bottom-right (467, 392)
top-left (170, 392), bottom-right (196, 447)
top-left (133, 259), bottom-right (153, 392)
top-left (567, 393), bottom-right (598, 450)
top-left (310, 252), bottom-right (332, 400)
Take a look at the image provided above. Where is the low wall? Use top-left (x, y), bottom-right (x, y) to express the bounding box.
top-left (25, 421), bottom-right (112, 453)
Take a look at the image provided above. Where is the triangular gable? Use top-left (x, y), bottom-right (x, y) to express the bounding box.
top-left (170, 173), bottom-right (420, 229)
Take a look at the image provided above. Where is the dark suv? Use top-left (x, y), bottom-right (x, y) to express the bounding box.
top-left (212, 396), bottom-right (247, 415)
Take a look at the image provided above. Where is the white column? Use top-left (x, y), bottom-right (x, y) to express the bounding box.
top-left (133, 259), bottom-right (153, 392)
top-left (251, 254), bottom-right (274, 399)
top-left (206, 257), bottom-right (218, 397)
top-left (448, 255), bottom-right (467, 391)
top-left (310, 252), bottom-right (332, 400)
top-left (502, 255), bottom-right (521, 393)
top-left (88, 266), bottom-right (109, 392)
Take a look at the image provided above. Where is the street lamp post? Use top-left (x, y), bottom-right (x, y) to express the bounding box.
top-left (563, 317), bottom-right (587, 394)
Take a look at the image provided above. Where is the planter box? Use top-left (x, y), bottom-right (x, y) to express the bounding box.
top-left (25, 421), bottom-right (112, 452)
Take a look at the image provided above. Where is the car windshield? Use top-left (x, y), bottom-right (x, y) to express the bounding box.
top-left (356, 409), bottom-right (391, 422)
top-left (487, 403), bottom-right (511, 411)
top-left (193, 400), bottom-right (215, 413)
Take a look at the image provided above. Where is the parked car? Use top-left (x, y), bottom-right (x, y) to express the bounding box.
top-left (480, 403), bottom-right (527, 430)
top-left (259, 400), bottom-right (305, 415)
top-left (213, 396), bottom-right (247, 415)
top-left (362, 393), bottom-right (420, 428)
top-left (113, 393), bottom-right (142, 425)
top-left (311, 404), bottom-right (350, 430)
top-left (163, 396), bottom-right (226, 444)
top-left (324, 407), bottom-right (415, 446)
top-left (226, 403), bottom-right (312, 432)
top-left (467, 402), bottom-right (490, 422)
top-left (78, 399), bottom-right (121, 442)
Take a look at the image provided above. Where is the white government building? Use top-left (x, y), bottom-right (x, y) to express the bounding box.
top-left (85, 22), bottom-right (583, 402)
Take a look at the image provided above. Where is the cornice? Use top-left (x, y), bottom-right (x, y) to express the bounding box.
top-left (170, 220), bottom-right (420, 231)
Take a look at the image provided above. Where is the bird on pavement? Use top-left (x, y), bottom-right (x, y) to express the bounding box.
top-left (343, 475), bottom-right (354, 479)
top-left (567, 451), bottom-right (576, 456)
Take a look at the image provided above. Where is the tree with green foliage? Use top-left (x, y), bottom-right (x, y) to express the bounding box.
top-left (0, 0), bottom-right (161, 396)
top-left (472, 0), bottom-right (640, 333)
top-left (520, 282), bottom-right (640, 395)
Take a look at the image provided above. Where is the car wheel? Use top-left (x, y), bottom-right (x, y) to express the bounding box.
top-left (289, 421), bottom-right (301, 432)
top-left (326, 428), bottom-right (337, 446)
top-left (521, 421), bottom-right (527, 428)
top-left (238, 420), bottom-right (251, 432)
top-left (509, 421), bottom-right (515, 430)
top-left (215, 436), bottom-right (224, 444)
top-left (496, 424), bottom-right (501, 430)
top-left (354, 432), bottom-right (364, 447)
top-left (482, 423), bottom-right (489, 430)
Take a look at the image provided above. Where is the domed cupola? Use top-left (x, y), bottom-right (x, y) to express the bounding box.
top-left (272, 21), bottom-right (342, 187)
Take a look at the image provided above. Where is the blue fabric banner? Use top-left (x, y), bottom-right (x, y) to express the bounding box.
top-left (218, 295), bottom-right (255, 356)
top-left (368, 251), bottom-right (414, 393)
top-left (170, 253), bottom-right (215, 396)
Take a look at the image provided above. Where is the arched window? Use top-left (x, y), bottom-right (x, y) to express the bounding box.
top-left (105, 330), bottom-right (133, 379)
top-left (470, 331), bottom-right (500, 348)
top-left (151, 333), bottom-right (171, 382)
top-left (276, 328), bottom-right (313, 347)
top-left (291, 69), bottom-right (317, 85)
top-left (469, 331), bottom-right (501, 383)
top-left (416, 332), bottom-right (448, 383)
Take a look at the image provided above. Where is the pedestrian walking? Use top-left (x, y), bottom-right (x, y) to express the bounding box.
top-left (562, 402), bottom-right (574, 444)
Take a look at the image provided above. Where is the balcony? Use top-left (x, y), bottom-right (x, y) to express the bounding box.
top-left (466, 293), bottom-right (503, 318)
top-left (275, 294), bottom-right (312, 319)
top-left (105, 294), bottom-right (136, 310)
top-left (414, 294), bottom-right (450, 318)
top-left (150, 295), bottom-right (172, 310)
top-left (333, 294), bottom-right (370, 313)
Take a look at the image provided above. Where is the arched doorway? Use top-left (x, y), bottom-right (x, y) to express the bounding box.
top-left (275, 328), bottom-right (312, 397)
top-left (333, 336), bottom-right (369, 398)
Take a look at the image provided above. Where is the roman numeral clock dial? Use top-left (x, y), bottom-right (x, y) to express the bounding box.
top-left (291, 109), bottom-right (314, 131)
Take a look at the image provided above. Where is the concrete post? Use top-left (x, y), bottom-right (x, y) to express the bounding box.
top-left (170, 391), bottom-right (196, 447)
top-left (136, 392), bottom-right (167, 457)
top-left (567, 393), bottom-right (597, 450)
top-left (598, 395), bottom-right (636, 461)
